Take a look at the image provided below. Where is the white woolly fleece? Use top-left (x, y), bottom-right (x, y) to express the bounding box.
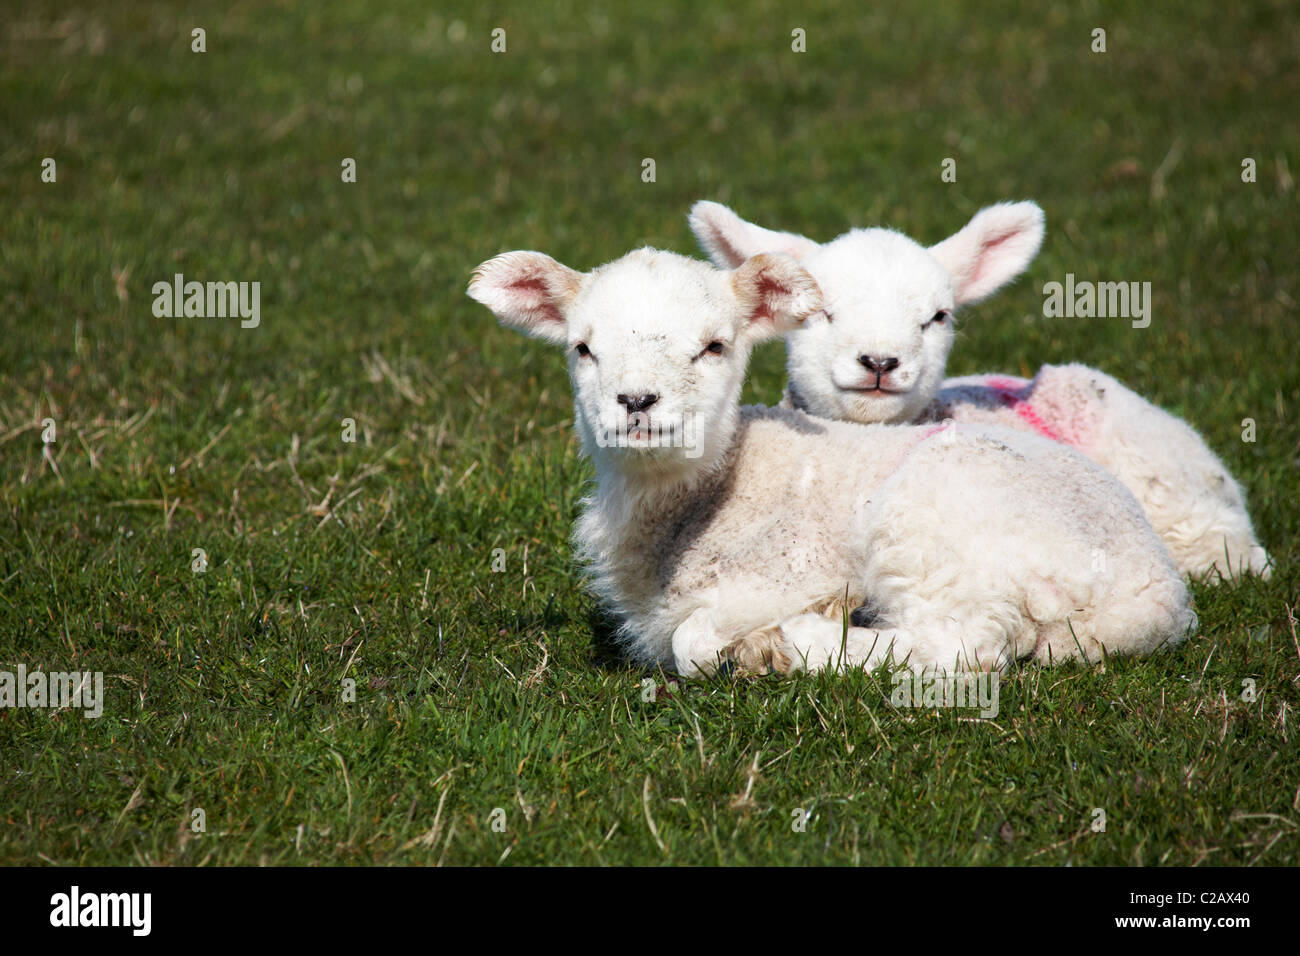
top-left (469, 246), bottom-right (1196, 676)
top-left (689, 199), bottom-right (1272, 582)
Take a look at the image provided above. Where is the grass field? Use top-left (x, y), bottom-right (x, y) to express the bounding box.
top-left (1, 0), bottom-right (1297, 865)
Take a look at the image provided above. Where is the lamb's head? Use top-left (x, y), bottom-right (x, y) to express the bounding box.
top-left (690, 200), bottom-right (1044, 424)
top-left (468, 247), bottom-right (821, 480)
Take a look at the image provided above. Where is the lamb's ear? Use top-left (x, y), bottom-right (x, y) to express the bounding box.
top-left (730, 253), bottom-right (823, 341)
top-left (467, 251), bottom-right (584, 345)
top-left (928, 201), bottom-right (1045, 306)
top-left (690, 201), bottom-right (820, 269)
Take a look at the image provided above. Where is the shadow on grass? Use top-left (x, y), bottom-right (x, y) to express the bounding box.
top-left (585, 602), bottom-right (640, 673)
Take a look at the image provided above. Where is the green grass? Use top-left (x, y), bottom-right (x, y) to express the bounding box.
top-left (1, 0), bottom-right (1297, 865)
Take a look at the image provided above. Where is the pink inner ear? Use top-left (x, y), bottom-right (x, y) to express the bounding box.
top-left (968, 229), bottom-right (1019, 289)
top-left (506, 275), bottom-right (563, 325)
top-left (717, 233), bottom-right (749, 268)
top-left (747, 270), bottom-right (787, 323)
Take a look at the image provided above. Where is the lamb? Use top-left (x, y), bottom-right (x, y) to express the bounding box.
top-left (468, 245), bottom-right (1196, 677)
top-left (689, 200), bottom-right (1272, 582)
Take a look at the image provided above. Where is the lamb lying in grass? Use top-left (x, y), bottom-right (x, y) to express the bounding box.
top-left (690, 200), bottom-right (1272, 582)
top-left (468, 245), bottom-right (1196, 676)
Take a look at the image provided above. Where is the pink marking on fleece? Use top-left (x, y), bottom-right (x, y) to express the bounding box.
top-left (983, 376), bottom-right (1073, 447)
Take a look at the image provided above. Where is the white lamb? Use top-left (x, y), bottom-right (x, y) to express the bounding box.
top-left (690, 200), bottom-right (1272, 582)
top-left (468, 245), bottom-right (1196, 677)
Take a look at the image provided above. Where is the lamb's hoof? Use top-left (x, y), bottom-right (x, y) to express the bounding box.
top-left (849, 602), bottom-right (880, 628)
top-left (725, 627), bottom-right (792, 676)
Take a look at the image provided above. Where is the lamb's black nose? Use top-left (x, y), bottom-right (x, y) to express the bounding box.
top-left (617, 393), bottom-right (659, 413)
top-left (849, 602), bottom-right (880, 628)
top-left (858, 355), bottom-right (900, 374)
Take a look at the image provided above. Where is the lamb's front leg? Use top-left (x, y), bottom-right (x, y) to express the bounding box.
top-left (672, 605), bottom-right (795, 677)
top-left (779, 613), bottom-right (1018, 674)
top-left (671, 607), bottom-right (730, 677)
top-left (673, 595), bottom-right (902, 677)
top-left (778, 613), bottom-right (897, 673)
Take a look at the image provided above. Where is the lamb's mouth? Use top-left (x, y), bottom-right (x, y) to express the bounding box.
top-left (839, 385), bottom-right (906, 396)
top-left (624, 412), bottom-right (659, 442)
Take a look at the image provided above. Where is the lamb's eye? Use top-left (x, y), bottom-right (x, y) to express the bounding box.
top-left (692, 340), bottom-right (726, 362)
top-left (925, 310), bottom-right (949, 328)
top-left (574, 342), bottom-right (592, 358)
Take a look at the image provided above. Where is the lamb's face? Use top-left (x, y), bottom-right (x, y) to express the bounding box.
top-left (469, 247), bottom-right (821, 478)
top-left (786, 230), bottom-right (956, 424)
top-left (564, 251), bottom-right (752, 470)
